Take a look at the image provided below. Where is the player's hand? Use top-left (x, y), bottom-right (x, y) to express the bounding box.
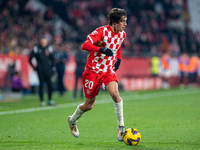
top-left (99, 47), bottom-right (113, 56)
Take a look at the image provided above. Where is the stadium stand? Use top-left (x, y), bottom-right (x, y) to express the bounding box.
top-left (0, 0), bottom-right (200, 57)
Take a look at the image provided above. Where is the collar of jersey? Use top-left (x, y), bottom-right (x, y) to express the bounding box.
top-left (107, 25), bottom-right (120, 35)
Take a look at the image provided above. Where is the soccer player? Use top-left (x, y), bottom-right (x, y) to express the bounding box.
top-left (68, 8), bottom-right (127, 142)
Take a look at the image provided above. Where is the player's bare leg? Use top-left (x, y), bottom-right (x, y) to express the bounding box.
top-left (68, 97), bottom-right (96, 137)
top-left (79, 97), bottom-right (96, 112)
top-left (106, 81), bottom-right (124, 141)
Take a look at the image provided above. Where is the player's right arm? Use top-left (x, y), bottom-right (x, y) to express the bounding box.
top-left (81, 28), bottom-right (113, 56)
top-left (81, 39), bottom-right (99, 52)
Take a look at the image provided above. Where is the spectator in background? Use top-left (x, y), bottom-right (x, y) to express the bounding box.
top-left (187, 53), bottom-right (199, 88)
top-left (72, 46), bottom-right (88, 100)
top-left (11, 71), bottom-right (23, 92)
top-left (6, 61), bottom-right (16, 90)
top-left (54, 44), bottom-right (69, 96)
top-left (150, 54), bottom-right (160, 77)
top-left (178, 52), bottom-right (189, 88)
top-left (29, 37), bottom-right (56, 106)
top-left (161, 52), bottom-right (171, 89)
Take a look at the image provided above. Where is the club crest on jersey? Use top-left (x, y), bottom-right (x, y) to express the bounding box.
top-left (86, 89), bottom-right (90, 95)
top-left (91, 30), bottom-right (98, 35)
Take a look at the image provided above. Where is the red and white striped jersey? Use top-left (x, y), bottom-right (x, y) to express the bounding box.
top-left (84, 25), bottom-right (126, 74)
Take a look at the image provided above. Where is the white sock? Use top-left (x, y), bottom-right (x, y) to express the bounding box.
top-left (70, 105), bottom-right (84, 123)
top-left (114, 99), bottom-right (124, 126)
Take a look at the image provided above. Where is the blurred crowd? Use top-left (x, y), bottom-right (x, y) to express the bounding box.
top-left (0, 0), bottom-right (200, 57)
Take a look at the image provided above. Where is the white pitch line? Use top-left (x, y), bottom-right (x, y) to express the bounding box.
top-left (0, 89), bottom-right (199, 115)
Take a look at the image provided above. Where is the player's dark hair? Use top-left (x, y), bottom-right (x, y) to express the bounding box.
top-left (108, 8), bottom-right (127, 25)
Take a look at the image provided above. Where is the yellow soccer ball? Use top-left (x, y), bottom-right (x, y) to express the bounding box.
top-left (123, 128), bottom-right (141, 146)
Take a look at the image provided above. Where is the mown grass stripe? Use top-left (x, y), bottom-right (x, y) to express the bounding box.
top-left (0, 89), bottom-right (199, 115)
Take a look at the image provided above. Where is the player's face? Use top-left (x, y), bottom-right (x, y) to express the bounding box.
top-left (114, 16), bottom-right (127, 33)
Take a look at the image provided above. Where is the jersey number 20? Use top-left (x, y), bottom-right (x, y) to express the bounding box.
top-left (85, 79), bottom-right (93, 89)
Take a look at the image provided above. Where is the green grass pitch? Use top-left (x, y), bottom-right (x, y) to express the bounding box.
top-left (0, 88), bottom-right (200, 150)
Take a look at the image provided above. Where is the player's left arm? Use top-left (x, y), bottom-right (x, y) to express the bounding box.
top-left (115, 32), bottom-right (126, 71)
top-left (114, 47), bottom-right (121, 71)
